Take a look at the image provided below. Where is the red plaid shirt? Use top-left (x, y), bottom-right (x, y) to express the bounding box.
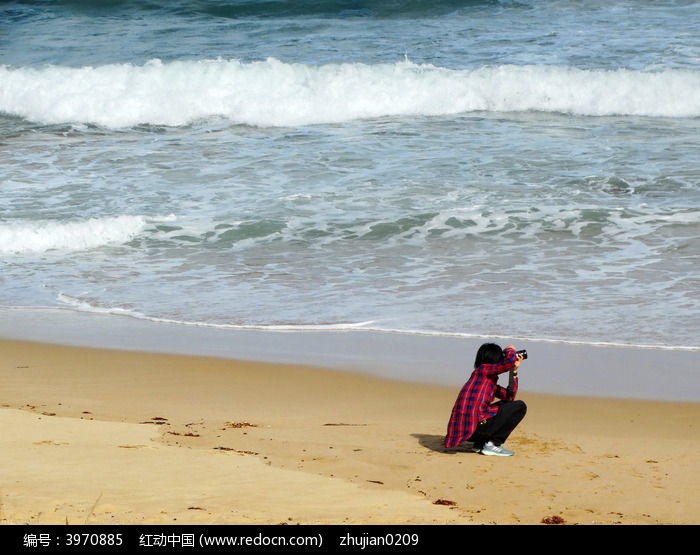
top-left (444, 346), bottom-right (519, 448)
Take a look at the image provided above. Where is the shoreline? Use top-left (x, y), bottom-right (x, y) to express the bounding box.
top-left (0, 307), bottom-right (698, 402)
top-left (1, 338), bottom-right (699, 525)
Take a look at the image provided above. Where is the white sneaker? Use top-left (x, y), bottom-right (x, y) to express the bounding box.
top-left (479, 441), bottom-right (514, 457)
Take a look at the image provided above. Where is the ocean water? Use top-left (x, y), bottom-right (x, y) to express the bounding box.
top-left (2, 0), bottom-right (700, 355)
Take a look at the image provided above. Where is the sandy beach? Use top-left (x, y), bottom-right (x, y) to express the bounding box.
top-left (1, 337), bottom-right (698, 526)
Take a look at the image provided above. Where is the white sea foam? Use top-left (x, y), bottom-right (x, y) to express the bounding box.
top-left (0, 215), bottom-right (149, 254)
top-left (2, 4), bottom-right (700, 357)
top-left (2, 59), bottom-right (699, 128)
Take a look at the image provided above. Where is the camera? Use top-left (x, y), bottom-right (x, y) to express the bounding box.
top-left (516, 349), bottom-right (528, 359)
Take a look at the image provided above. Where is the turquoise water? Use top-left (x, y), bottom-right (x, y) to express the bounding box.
top-left (1, 1), bottom-right (700, 352)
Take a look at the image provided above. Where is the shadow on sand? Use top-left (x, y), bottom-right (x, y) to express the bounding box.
top-left (412, 433), bottom-right (478, 454)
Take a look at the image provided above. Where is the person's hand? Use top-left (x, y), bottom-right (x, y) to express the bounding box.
top-left (504, 345), bottom-right (521, 368)
top-left (513, 347), bottom-right (524, 369)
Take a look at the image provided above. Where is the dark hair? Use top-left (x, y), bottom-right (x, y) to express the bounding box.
top-left (474, 343), bottom-right (504, 368)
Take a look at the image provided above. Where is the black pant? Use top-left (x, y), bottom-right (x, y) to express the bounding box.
top-left (468, 400), bottom-right (527, 448)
